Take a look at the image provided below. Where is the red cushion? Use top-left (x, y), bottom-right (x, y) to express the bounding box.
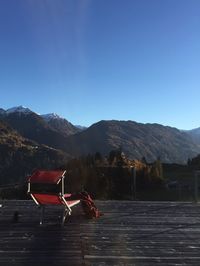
top-left (32, 193), bottom-right (80, 207)
top-left (32, 193), bottom-right (63, 205)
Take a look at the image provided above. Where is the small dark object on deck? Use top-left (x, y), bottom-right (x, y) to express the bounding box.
top-left (12, 211), bottom-right (19, 223)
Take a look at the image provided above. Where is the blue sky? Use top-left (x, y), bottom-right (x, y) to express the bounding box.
top-left (0, 0), bottom-right (200, 129)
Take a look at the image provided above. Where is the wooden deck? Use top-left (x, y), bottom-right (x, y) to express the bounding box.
top-left (0, 200), bottom-right (200, 266)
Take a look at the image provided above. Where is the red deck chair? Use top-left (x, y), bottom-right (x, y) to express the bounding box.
top-left (27, 170), bottom-right (80, 225)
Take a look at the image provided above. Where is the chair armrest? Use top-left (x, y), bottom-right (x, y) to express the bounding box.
top-left (63, 194), bottom-right (80, 207)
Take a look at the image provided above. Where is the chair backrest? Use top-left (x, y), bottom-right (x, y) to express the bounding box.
top-left (28, 170), bottom-right (65, 184)
top-left (27, 170), bottom-right (66, 206)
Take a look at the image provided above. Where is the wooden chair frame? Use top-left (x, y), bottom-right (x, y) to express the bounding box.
top-left (27, 170), bottom-right (80, 225)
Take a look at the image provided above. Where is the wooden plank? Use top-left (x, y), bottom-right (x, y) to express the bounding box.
top-left (1, 200), bottom-right (200, 265)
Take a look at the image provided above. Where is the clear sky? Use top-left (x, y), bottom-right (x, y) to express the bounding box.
top-left (0, 0), bottom-right (200, 129)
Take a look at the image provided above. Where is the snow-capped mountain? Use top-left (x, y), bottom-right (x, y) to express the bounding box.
top-left (41, 113), bottom-right (81, 136)
top-left (0, 106), bottom-right (85, 135)
top-left (6, 105), bottom-right (33, 115)
top-left (0, 107), bottom-right (86, 132)
top-left (0, 107), bottom-right (76, 151)
top-left (0, 106), bottom-right (82, 147)
top-left (41, 113), bottom-right (63, 122)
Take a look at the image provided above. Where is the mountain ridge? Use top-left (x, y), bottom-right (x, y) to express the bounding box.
top-left (63, 120), bottom-right (200, 163)
top-left (1, 106), bottom-right (200, 164)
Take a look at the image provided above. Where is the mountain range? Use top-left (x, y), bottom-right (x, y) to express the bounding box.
top-left (1, 106), bottom-right (200, 165)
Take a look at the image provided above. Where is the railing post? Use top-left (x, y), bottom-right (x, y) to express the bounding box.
top-left (131, 167), bottom-right (136, 200)
top-left (194, 171), bottom-right (199, 203)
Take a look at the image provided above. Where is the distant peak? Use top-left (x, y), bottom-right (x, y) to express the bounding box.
top-left (6, 106), bottom-right (33, 114)
top-left (41, 113), bottom-right (63, 121)
top-left (75, 125), bottom-right (87, 130)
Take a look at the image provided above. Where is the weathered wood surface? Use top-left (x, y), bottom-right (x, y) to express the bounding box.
top-left (0, 200), bottom-right (200, 265)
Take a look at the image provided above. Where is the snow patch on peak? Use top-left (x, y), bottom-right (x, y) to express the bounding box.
top-left (41, 113), bottom-right (63, 121)
top-left (6, 106), bottom-right (33, 114)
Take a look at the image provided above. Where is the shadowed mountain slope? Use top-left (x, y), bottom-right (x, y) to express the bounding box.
top-left (64, 120), bottom-right (200, 163)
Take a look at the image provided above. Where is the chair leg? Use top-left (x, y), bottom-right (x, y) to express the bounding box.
top-left (39, 206), bottom-right (45, 225)
top-left (61, 208), bottom-right (71, 226)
